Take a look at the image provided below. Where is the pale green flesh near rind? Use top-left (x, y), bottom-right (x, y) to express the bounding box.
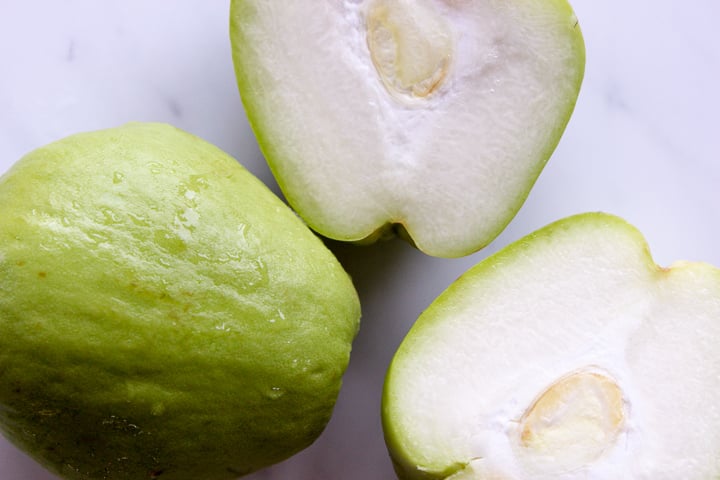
top-left (230, 0), bottom-right (585, 258)
top-left (382, 212), bottom-right (720, 479)
top-left (0, 123), bottom-right (361, 480)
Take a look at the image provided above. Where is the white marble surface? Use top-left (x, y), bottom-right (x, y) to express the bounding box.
top-left (0, 1), bottom-right (718, 479)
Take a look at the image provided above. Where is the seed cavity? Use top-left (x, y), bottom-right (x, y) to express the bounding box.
top-left (366, 0), bottom-right (453, 102)
top-left (516, 367), bottom-right (626, 472)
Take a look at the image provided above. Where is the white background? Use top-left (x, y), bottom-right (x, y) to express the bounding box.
top-left (0, 1), bottom-right (718, 479)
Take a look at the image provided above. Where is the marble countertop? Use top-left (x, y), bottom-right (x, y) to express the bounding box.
top-left (0, 1), bottom-right (718, 479)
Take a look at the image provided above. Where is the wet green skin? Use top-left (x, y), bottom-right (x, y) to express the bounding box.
top-left (0, 123), bottom-right (360, 479)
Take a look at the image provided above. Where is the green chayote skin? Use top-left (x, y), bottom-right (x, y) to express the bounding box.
top-left (0, 123), bottom-right (360, 479)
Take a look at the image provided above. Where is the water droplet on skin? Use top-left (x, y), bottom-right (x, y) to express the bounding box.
top-left (188, 175), bottom-right (209, 190)
top-left (267, 387), bottom-right (285, 400)
top-left (237, 223), bottom-right (248, 239)
top-left (153, 229), bottom-right (187, 254)
top-left (128, 212), bottom-right (150, 227)
top-left (178, 180), bottom-right (202, 209)
top-left (112, 171), bottom-right (125, 184)
top-left (254, 258), bottom-right (268, 285)
top-left (88, 231), bottom-right (111, 244)
top-left (157, 257), bottom-right (172, 268)
top-left (99, 206), bottom-right (121, 225)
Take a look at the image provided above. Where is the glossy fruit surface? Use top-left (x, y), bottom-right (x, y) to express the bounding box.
top-left (0, 123), bottom-right (360, 479)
